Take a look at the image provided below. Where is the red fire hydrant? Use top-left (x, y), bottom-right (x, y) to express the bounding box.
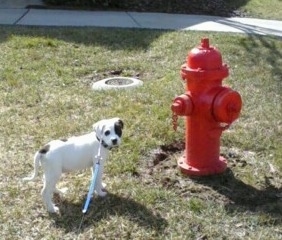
top-left (171, 38), bottom-right (242, 176)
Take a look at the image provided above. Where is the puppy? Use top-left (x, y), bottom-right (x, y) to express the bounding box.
top-left (23, 118), bottom-right (124, 213)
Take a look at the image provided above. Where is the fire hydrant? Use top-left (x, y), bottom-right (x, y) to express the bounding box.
top-left (171, 38), bottom-right (242, 176)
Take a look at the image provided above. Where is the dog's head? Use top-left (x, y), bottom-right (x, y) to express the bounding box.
top-left (93, 118), bottom-right (124, 149)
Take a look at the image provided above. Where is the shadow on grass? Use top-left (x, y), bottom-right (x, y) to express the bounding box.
top-left (41, 0), bottom-right (250, 17)
top-left (0, 26), bottom-right (165, 51)
top-left (238, 35), bottom-right (282, 95)
top-left (191, 168), bottom-right (282, 220)
top-left (224, 0), bottom-right (250, 13)
top-left (51, 193), bottom-right (168, 234)
top-left (216, 18), bottom-right (282, 38)
top-left (147, 140), bottom-right (281, 221)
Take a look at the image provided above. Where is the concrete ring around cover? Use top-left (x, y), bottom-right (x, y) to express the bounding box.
top-left (92, 77), bottom-right (143, 91)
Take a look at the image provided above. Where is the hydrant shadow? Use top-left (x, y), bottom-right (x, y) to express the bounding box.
top-left (190, 168), bottom-right (281, 219)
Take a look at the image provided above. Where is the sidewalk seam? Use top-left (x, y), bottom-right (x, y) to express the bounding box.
top-left (14, 9), bottom-right (30, 25)
top-left (126, 12), bottom-right (142, 28)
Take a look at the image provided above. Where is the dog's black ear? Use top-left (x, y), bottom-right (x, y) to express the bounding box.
top-left (117, 119), bottom-right (124, 129)
top-left (114, 119), bottom-right (124, 137)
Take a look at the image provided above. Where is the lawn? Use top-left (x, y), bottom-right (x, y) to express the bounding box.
top-left (227, 0), bottom-right (282, 20)
top-left (0, 26), bottom-right (281, 239)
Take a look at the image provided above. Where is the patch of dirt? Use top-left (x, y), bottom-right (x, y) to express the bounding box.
top-left (137, 140), bottom-right (282, 215)
top-left (151, 140), bottom-right (184, 167)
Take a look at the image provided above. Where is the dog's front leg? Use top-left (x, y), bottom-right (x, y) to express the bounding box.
top-left (93, 161), bottom-right (107, 197)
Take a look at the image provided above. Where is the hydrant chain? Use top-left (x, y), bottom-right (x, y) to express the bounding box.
top-left (172, 113), bottom-right (178, 131)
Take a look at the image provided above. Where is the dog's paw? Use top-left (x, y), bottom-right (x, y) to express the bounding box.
top-left (48, 205), bottom-right (60, 213)
top-left (102, 182), bottom-right (107, 190)
top-left (97, 189), bottom-right (107, 197)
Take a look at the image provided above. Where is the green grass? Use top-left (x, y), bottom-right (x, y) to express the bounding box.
top-left (226, 0), bottom-right (282, 20)
top-left (0, 26), bottom-right (281, 239)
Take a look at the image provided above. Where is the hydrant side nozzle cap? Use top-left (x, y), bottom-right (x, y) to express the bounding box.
top-left (171, 100), bottom-right (182, 114)
top-left (171, 95), bottom-right (193, 116)
top-left (213, 89), bottom-right (242, 123)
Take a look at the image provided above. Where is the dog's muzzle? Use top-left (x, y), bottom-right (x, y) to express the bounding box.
top-left (96, 135), bottom-right (118, 150)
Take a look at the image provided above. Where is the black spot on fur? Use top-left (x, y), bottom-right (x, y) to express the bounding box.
top-left (60, 138), bottom-right (68, 142)
top-left (39, 144), bottom-right (50, 154)
top-left (114, 119), bottom-right (124, 137)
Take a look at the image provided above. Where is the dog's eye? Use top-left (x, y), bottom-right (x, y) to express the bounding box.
top-left (104, 130), bottom-right (111, 136)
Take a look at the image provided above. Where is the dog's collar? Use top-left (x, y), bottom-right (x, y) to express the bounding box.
top-left (96, 135), bottom-right (111, 150)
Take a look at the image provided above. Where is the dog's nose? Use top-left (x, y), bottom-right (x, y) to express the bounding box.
top-left (112, 138), bottom-right (118, 145)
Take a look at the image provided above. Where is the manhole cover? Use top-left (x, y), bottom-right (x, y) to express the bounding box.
top-left (105, 78), bottom-right (134, 85)
top-left (92, 77), bottom-right (143, 91)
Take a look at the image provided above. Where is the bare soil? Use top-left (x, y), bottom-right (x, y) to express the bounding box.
top-left (138, 140), bottom-right (282, 219)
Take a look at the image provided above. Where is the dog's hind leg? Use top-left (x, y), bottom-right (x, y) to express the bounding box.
top-left (41, 170), bottom-right (61, 213)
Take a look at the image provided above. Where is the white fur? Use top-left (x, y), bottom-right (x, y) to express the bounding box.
top-left (23, 118), bottom-right (123, 213)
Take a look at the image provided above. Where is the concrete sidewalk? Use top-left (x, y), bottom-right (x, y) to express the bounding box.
top-left (0, 0), bottom-right (282, 37)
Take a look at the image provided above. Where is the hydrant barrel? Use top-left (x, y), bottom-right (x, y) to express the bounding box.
top-left (173, 38), bottom-right (242, 176)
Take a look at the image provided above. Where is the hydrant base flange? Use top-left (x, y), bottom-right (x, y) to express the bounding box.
top-left (177, 155), bottom-right (227, 176)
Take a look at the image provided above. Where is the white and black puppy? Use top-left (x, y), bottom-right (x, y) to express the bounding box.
top-left (23, 117), bottom-right (124, 213)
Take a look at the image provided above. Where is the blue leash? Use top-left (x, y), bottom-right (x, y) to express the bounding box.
top-left (82, 136), bottom-right (104, 214)
top-left (78, 136), bottom-right (104, 235)
top-left (82, 160), bottom-right (100, 213)
top-left (78, 156), bottom-right (101, 233)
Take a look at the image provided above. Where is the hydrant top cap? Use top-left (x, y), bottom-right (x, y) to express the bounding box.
top-left (187, 39), bottom-right (223, 71)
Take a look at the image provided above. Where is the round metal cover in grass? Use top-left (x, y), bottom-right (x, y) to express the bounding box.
top-left (92, 77), bottom-right (143, 91)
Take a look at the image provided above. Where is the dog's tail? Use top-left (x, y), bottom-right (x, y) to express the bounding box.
top-left (23, 151), bottom-right (42, 181)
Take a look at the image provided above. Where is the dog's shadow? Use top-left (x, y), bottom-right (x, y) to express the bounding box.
top-left (51, 193), bottom-right (168, 234)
